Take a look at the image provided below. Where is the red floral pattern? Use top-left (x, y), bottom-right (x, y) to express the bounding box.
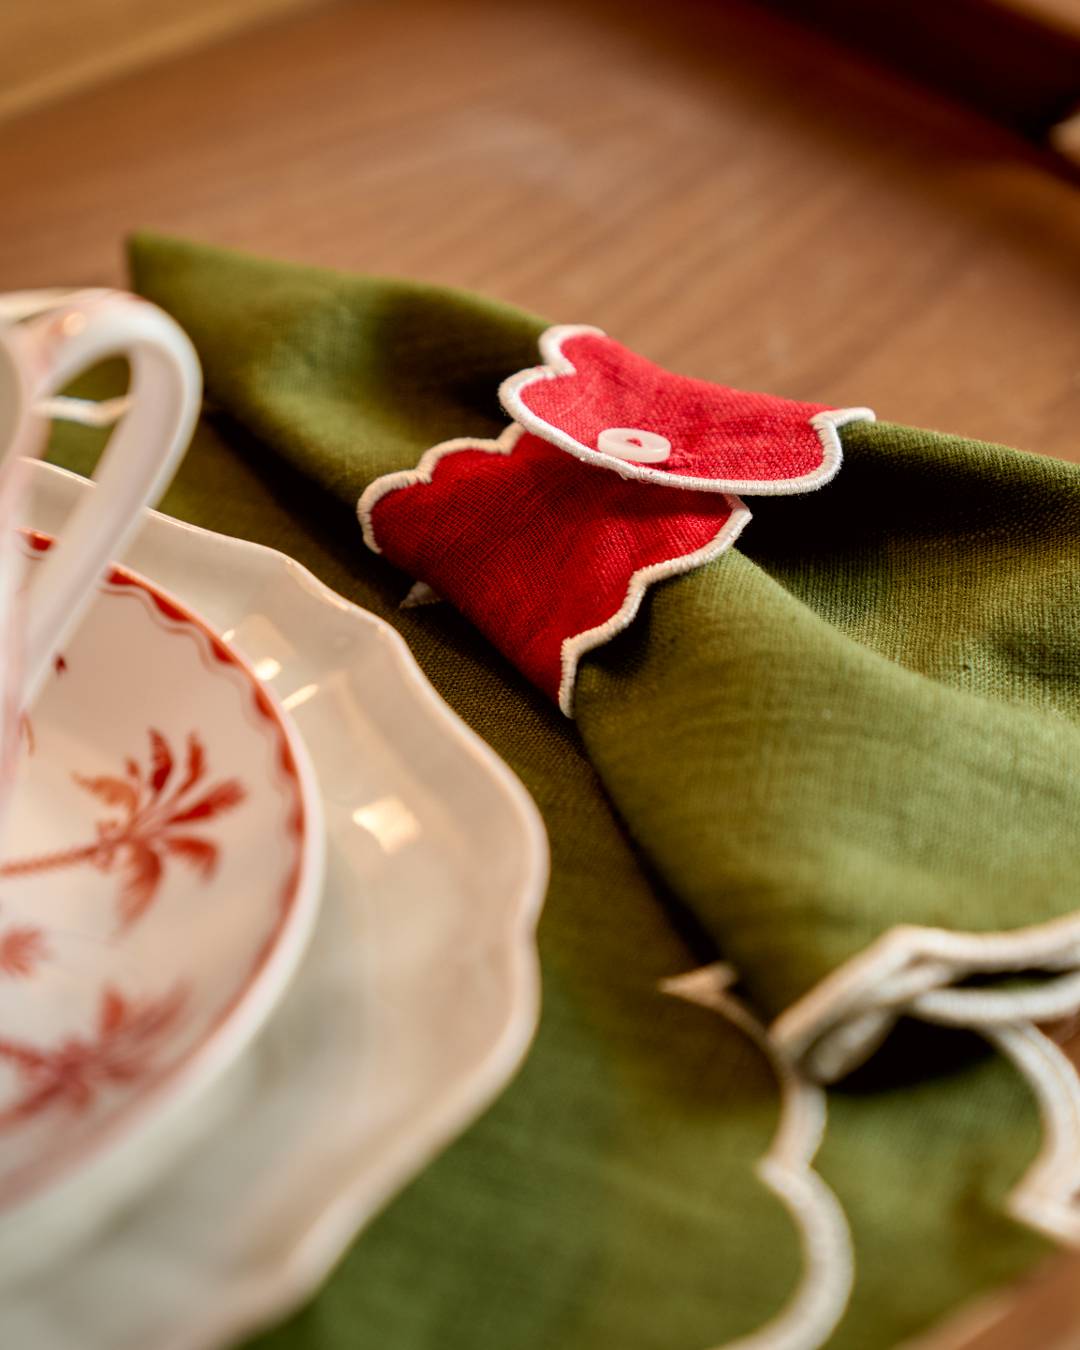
top-left (0, 984), bottom-right (186, 1126)
top-left (0, 924), bottom-right (47, 978)
top-left (0, 539), bottom-right (310, 1191)
top-left (0, 729), bottom-right (246, 929)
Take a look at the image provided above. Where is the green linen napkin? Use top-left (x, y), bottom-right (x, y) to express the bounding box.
top-left (47, 234), bottom-right (1072, 1348)
top-left (578, 426), bottom-right (1080, 1077)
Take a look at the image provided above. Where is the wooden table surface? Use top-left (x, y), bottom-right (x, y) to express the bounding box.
top-left (2, 1), bottom-right (1080, 1345)
top-left (3, 0), bottom-right (1079, 461)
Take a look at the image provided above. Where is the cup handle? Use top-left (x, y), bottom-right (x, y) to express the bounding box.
top-left (11, 291), bottom-right (201, 702)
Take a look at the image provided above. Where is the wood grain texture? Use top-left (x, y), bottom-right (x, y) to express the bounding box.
top-left (0, 0), bottom-right (319, 123)
top-left (1, 4), bottom-right (1080, 1344)
top-left (762, 0), bottom-right (1080, 139)
top-left (1, 0), bottom-right (1078, 462)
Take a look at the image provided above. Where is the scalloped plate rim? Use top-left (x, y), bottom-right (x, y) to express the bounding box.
top-left (10, 458), bottom-right (548, 1350)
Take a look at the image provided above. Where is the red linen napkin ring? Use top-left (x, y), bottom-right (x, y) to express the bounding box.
top-left (359, 327), bottom-right (873, 715)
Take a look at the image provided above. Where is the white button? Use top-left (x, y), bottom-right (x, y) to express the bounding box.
top-left (597, 427), bottom-right (671, 464)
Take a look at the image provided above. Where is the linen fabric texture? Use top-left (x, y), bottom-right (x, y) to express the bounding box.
top-left (43, 233), bottom-right (1077, 1349)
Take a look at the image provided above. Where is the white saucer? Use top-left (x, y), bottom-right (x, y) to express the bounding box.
top-left (0, 459), bottom-right (547, 1350)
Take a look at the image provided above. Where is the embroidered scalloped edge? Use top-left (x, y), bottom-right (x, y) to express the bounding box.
top-left (772, 914), bottom-right (1080, 1083)
top-left (558, 492), bottom-right (750, 715)
top-left (357, 424), bottom-right (752, 717)
top-left (895, 1023), bottom-right (1080, 1350)
top-left (987, 1022), bottom-right (1080, 1246)
top-left (666, 969), bottom-right (1080, 1349)
top-left (665, 973), bottom-right (1080, 1350)
top-left (663, 963), bottom-right (853, 1350)
top-left (357, 429), bottom-right (518, 554)
top-left (878, 1024), bottom-right (1080, 1339)
top-left (498, 324), bottom-right (877, 496)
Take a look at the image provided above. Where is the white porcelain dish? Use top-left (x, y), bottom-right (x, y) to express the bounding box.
top-left (0, 533), bottom-right (322, 1215)
top-left (0, 458), bottom-right (548, 1350)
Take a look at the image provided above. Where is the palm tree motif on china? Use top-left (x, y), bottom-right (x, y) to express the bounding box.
top-left (0, 983), bottom-right (187, 1128)
top-left (0, 730), bottom-right (246, 928)
top-left (0, 922), bottom-right (48, 978)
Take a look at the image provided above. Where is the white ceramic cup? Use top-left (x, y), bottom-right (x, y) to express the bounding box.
top-left (0, 289), bottom-right (201, 712)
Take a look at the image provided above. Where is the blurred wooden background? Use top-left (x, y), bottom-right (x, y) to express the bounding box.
top-left (1, 0), bottom-right (1079, 461)
top-left (1, 1), bottom-right (1080, 1344)
top-left (0, 0), bottom-right (319, 122)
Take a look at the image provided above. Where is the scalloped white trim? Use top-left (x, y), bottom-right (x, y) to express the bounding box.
top-left (988, 1022), bottom-right (1080, 1245)
top-left (662, 963), bottom-right (853, 1350)
top-left (358, 423), bottom-right (751, 716)
top-left (773, 916), bottom-right (1080, 1083)
top-left (498, 324), bottom-right (875, 496)
top-left (557, 495), bottom-right (750, 714)
top-left (663, 976), bottom-right (1080, 1350)
top-left (357, 426), bottom-right (520, 554)
top-left (895, 1026), bottom-right (1080, 1349)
